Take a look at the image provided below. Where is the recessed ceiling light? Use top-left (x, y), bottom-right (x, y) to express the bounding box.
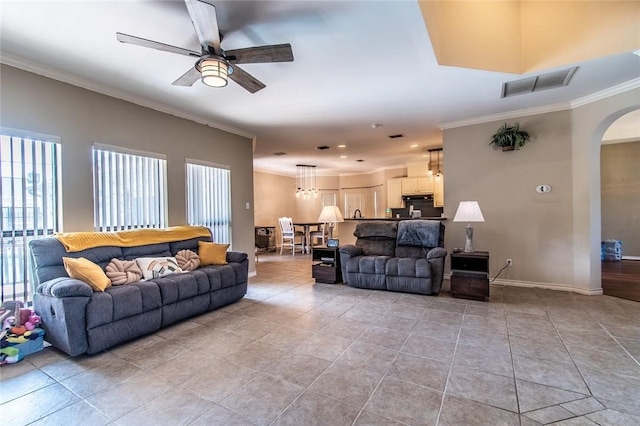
top-left (410, 144), bottom-right (419, 148)
top-left (337, 144), bottom-right (346, 148)
top-left (371, 123), bottom-right (382, 129)
top-left (340, 155), bottom-right (347, 159)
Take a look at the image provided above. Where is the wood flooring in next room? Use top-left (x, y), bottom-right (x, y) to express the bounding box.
top-left (602, 260), bottom-right (640, 302)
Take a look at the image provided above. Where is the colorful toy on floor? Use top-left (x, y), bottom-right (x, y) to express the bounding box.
top-left (0, 302), bottom-right (45, 365)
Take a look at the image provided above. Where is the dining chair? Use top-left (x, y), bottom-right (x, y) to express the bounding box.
top-left (309, 223), bottom-right (326, 248)
top-left (278, 217), bottom-right (305, 255)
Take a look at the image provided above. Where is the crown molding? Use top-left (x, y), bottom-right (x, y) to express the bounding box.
top-left (440, 77), bottom-right (640, 130)
top-left (0, 53), bottom-right (255, 140)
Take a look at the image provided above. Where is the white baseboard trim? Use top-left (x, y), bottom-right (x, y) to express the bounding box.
top-left (444, 274), bottom-right (603, 296)
top-left (491, 279), bottom-right (603, 296)
top-left (249, 271), bottom-right (257, 278)
top-left (622, 256), bottom-right (640, 261)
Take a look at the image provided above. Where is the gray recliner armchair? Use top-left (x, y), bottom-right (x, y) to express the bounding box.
top-left (339, 220), bottom-right (447, 295)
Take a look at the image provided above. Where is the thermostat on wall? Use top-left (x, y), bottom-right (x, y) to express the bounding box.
top-left (536, 184), bottom-right (552, 193)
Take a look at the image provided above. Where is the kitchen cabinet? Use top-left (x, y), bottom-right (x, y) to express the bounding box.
top-left (434, 176), bottom-right (444, 207)
top-left (387, 178), bottom-right (403, 208)
top-left (401, 177), bottom-right (433, 195)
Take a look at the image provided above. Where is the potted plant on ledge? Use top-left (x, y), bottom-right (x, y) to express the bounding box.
top-left (490, 122), bottom-right (531, 151)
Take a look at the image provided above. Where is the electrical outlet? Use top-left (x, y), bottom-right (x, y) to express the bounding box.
top-left (506, 259), bottom-right (513, 267)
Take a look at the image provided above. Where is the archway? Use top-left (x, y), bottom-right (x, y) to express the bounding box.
top-left (600, 109), bottom-right (640, 301)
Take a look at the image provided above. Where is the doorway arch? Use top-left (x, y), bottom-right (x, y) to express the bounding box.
top-left (576, 89), bottom-right (639, 294)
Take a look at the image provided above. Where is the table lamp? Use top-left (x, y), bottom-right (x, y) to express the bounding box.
top-left (317, 205), bottom-right (344, 240)
top-left (453, 201), bottom-right (484, 252)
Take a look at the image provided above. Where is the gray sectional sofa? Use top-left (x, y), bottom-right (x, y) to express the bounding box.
top-left (339, 220), bottom-right (446, 295)
top-left (29, 233), bottom-right (248, 356)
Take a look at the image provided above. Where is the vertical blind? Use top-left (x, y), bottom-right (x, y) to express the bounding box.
top-left (186, 161), bottom-right (231, 243)
top-left (92, 145), bottom-right (167, 231)
top-left (1, 132), bottom-right (61, 303)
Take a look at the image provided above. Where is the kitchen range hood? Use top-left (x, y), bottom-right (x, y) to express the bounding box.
top-left (402, 194), bottom-right (433, 201)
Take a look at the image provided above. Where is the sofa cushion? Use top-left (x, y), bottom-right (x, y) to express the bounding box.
top-left (136, 257), bottom-right (182, 280)
top-left (199, 242), bottom-right (229, 265)
top-left (354, 222), bottom-right (397, 239)
top-left (86, 281), bottom-right (161, 328)
top-left (153, 273), bottom-right (201, 305)
top-left (63, 257), bottom-right (111, 292)
top-left (122, 243), bottom-right (172, 260)
top-left (345, 255), bottom-right (391, 275)
top-left (176, 249), bottom-right (200, 271)
top-left (105, 259), bottom-right (142, 285)
top-left (356, 239), bottom-right (396, 257)
top-left (385, 258), bottom-right (432, 278)
top-left (396, 220), bottom-right (441, 247)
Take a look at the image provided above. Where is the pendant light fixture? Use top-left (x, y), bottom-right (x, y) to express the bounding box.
top-left (295, 164), bottom-right (318, 198)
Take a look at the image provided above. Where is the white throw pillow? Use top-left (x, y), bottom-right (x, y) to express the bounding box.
top-left (135, 257), bottom-right (182, 280)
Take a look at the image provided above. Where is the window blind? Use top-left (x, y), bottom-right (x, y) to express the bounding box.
top-left (186, 161), bottom-right (231, 244)
top-left (1, 131), bottom-right (61, 303)
top-left (92, 145), bottom-right (167, 231)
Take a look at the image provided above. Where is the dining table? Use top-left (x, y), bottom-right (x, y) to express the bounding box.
top-left (293, 221), bottom-right (322, 254)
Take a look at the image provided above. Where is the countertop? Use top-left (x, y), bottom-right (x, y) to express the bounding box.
top-left (344, 217), bottom-right (447, 221)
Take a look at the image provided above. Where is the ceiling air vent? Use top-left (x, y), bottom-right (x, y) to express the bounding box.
top-left (388, 134), bottom-right (404, 139)
top-left (315, 145), bottom-right (330, 150)
top-left (273, 152), bottom-right (287, 156)
top-left (501, 67), bottom-right (578, 98)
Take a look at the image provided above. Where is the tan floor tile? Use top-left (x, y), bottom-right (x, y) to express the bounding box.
top-left (30, 400), bottom-right (110, 426)
top-left (1, 383), bottom-right (79, 425)
top-left (357, 326), bottom-right (409, 351)
top-left (447, 366), bottom-right (518, 412)
top-left (113, 388), bottom-right (215, 425)
top-left (182, 359), bottom-right (258, 403)
top-left (272, 390), bottom-right (360, 426)
top-left (386, 352), bottom-right (449, 392)
top-left (513, 354), bottom-right (590, 395)
top-left (221, 374), bottom-right (304, 425)
top-left (353, 409), bottom-right (405, 425)
top-left (438, 395), bottom-right (521, 426)
top-left (309, 363), bottom-right (383, 407)
top-left (516, 380), bottom-right (588, 413)
top-left (333, 340), bottom-right (398, 374)
top-left (265, 352), bottom-right (331, 387)
top-left (190, 403), bottom-right (257, 426)
top-left (365, 377), bottom-right (443, 425)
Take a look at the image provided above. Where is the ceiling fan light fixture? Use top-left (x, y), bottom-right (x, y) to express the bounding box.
top-left (198, 56), bottom-right (232, 88)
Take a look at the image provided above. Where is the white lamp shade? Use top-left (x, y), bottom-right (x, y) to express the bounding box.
top-left (453, 201), bottom-right (485, 223)
top-left (318, 205), bottom-right (344, 223)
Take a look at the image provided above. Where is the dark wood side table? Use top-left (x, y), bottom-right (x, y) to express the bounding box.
top-left (312, 246), bottom-right (342, 284)
top-left (450, 251), bottom-right (490, 301)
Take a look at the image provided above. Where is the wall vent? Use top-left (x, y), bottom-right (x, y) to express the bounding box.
top-left (315, 145), bottom-right (330, 150)
top-left (388, 134), bottom-right (404, 139)
top-left (501, 67), bottom-right (578, 98)
top-left (273, 152), bottom-right (287, 156)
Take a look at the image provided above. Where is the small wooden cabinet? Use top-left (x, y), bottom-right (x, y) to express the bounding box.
top-left (450, 251), bottom-right (489, 301)
top-left (401, 177), bottom-right (433, 195)
top-left (434, 176), bottom-right (444, 207)
top-left (387, 179), bottom-right (403, 208)
top-left (312, 246), bottom-right (342, 284)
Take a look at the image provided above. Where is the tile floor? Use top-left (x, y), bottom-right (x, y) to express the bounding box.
top-left (1, 253), bottom-right (640, 425)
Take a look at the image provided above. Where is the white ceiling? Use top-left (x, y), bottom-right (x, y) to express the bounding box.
top-left (1, 1), bottom-right (639, 176)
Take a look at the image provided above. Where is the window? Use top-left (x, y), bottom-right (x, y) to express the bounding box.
top-left (186, 160), bottom-right (231, 243)
top-left (92, 144), bottom-right (167, 231)
top-left (1, 129), bottom-right (61, 303)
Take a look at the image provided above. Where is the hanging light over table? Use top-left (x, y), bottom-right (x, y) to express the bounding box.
top-left (295, 164), bottom-right (318, 198)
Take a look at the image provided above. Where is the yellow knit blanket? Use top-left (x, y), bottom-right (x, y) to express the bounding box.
top-left (55, 226), bottom-right (211, 252)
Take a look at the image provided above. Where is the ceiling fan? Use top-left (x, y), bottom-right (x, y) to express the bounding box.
top-left (116, 0), bottom-right (293, 93)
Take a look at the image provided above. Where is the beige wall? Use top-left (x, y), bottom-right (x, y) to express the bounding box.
top-left (1, 65), bottom-right (257, 272)
top-left (444, 88), bottom-right (640, 294)
top-left (601, 141), bottom-right (640, 257)
top-left (444, 110), bottom-right (575, 288)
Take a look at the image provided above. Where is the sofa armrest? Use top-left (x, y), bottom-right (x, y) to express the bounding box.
top-left (227, 251), bottom-right (248, 264)
top-left (37, 277), bottom-right (93, 298)
top-left (339, 245), bottom-right (363, 258)
top-left (426, 247), bottom-right (447, 260)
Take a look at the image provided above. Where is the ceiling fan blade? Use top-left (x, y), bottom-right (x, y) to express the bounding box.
top-left (226, 43), bottom-right (294, 64)
top-left (229, 65), bottom-right (266, 93)
top-left (185, 0), bottom-right (221, 53)
top-left (172, 67), bottom-right (201, 86)
top-left (116, 32), bottom-right (200, 57)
